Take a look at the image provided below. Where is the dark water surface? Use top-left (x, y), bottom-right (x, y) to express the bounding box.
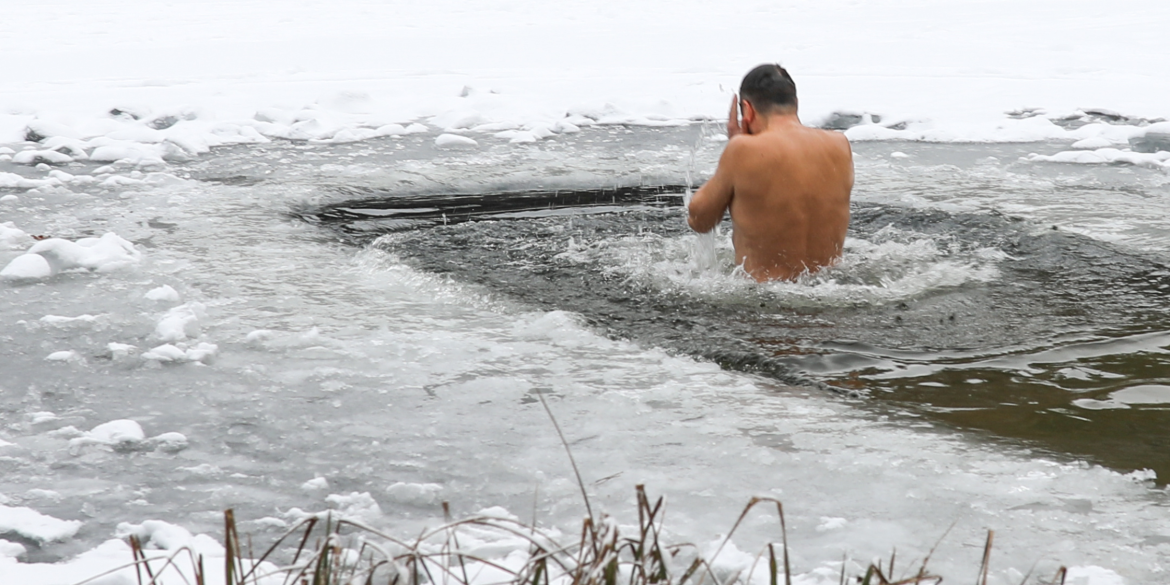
top-left (224, 126), bottom-right (1170, 482)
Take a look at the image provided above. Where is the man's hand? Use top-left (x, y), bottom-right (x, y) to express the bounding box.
top-left (727, 94), bottom-right (746, 138)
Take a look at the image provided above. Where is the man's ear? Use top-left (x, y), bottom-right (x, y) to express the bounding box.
top-left (741, 100), bottom-right (756, 123)
top-left (740, 100), bottom-right (758, 134)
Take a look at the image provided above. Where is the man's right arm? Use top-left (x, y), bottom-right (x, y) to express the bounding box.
top-left (687, 139), bottom-right (741, 233)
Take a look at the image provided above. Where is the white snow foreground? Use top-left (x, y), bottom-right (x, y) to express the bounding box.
top-left (0, 232), bottom-right (140, 281)
top-left (1, 504), bottom-right (1130, 585)
top-left (0, 518), bottom-right (286, 585)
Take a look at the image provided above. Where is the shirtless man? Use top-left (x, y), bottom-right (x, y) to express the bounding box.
top-left (687, 64), bottom-right (854, 281)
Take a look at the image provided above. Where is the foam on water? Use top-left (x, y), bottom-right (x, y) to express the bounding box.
top-left (573, 220), bottom-right (1006, 308)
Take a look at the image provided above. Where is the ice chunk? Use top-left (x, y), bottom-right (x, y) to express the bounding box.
top-left (25, 232), bottom-right (141, 274)
top-left (0, 504), bottom-right (82, 542)
top-left (41, 314), bottom-right (102, 327)
top-left (102, 343), bottom-right (135, 361)
top-left (147, 432), bottom-right (189, 453)
top-left (0, 223), bottom-right (32, 249)
top-left (0, 539), bottom-right (26, 559)
top-left (1, 254), bottom-right (52, 280)
top-left (815, 516), bottom-right (848, 531)
top-left (0, 194), bottom-right (17, 203)
top-left (154, 302), bottom-right (205, 342)
top-left (89, 420), bottom-right (146, 446)
top-left (325, 492), bottom-right (383, 523)
top-left (435, 133), bottom-right (478, 149)
top-left (45, 350), bottom-right (82, 362)
top-left (67, 419), bottom-right (147, 454)
top-left (302, 476), bottom-right (330, 491)
top-left (385, 482), bottom-right (443, 506)
top-left (142, 344), bottom-right (188, 362)
top-left (145, 284), bottom-right (180, 302)
top-left (12, 150), bottom-right (73, 165)
top-left (142, 342), bottom-right (217, 364)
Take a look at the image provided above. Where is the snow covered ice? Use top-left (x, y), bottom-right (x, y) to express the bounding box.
top-left (3, 1), bottom-right (1170, 584)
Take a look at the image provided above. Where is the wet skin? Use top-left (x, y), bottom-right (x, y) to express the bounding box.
top-left (688, 96), bottom-right (854, 281)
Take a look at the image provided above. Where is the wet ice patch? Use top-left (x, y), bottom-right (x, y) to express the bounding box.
top-left (1073, 384), bottom-right (1170, 411)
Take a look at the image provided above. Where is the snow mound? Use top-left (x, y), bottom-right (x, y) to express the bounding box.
top-left (0, 504), bottom-right (82, 543)
top-left (3, 232), bottom-right (142, 279)
top-left (435, 133), bottom-right (478, 149)
top-left (68, 419), bottom-right (146, 453)
top-left (1, 254), bottom-right (52, 281)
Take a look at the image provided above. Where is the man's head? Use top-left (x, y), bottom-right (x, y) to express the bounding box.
top-left (739, 64), bottom-right (797, 116)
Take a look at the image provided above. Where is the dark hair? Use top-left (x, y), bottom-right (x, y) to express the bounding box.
top-left (739, 64), bottom-right (797, 113)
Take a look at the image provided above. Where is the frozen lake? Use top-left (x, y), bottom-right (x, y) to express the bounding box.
top-left (3, 126), bottom-right (1170, 582)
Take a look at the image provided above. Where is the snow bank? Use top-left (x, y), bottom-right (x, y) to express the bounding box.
top-left (1024, 148), bottom-right (1170, 169)
top-left (2, 0), bottom-right (1170, 168)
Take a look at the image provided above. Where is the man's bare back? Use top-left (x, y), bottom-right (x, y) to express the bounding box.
top-left (687, 65), bottom-right (854, 282)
